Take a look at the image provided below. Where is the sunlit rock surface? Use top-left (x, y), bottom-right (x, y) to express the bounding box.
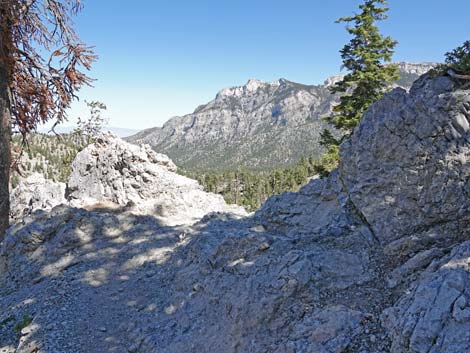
top-left (1, 72), bottom-right (469, 353)
top-left (67, 133), bottom-right (246, 225)
top-left (9, 173), bottom-right (66, 223)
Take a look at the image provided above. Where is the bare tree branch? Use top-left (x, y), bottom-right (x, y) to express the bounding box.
top-left (448, 68), bottom-right (470, 80)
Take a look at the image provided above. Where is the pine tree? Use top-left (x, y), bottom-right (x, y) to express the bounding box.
top-left (443, 41), bottom-right (470, 75)
top-left (318, 0), bottom-right (398, 174)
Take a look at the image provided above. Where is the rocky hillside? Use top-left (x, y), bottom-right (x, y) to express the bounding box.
top-left (10, 133), bottom-right (87, 188)
top-left (1, 71), bottom-right (468, 353)
top-left (127, 62), bottom-right (436, 171)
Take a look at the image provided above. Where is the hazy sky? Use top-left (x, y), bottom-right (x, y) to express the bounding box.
top-left (49, 0), bottom-right (470, 130)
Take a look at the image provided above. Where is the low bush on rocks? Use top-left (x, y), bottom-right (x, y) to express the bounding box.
top-left (445, 40), bottom-right (470, 74)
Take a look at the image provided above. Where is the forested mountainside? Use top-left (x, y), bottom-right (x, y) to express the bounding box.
top-left (12, 132), bottom-right (319, 212)
top-left (10, 133), bottom-right (87, 188)
top-left (127, 62), bottom-right (435, 171)
top-left (183, 155), bottom-right (320, 211)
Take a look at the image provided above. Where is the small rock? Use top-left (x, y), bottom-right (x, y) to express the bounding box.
top-left (258, 242), bottom-right (270, 251)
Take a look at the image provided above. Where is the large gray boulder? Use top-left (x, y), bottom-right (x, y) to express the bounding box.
top-left (67, 133), bottom-right (246, 225)
top-left (340, 75), bottom-right (470, 247)
top-left (9, 173), bottom-right (66, 222)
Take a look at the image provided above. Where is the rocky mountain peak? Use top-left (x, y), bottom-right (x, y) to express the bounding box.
top-left (127, 62), bottom-right (436, 171)
top-left (245, 78), bottom-right (265, 91)
top-left (215, 78), bottom-right (274, 100)
top-left (395, 61), bottom-right (437, 75)
top-left (323, 73), bottom-right (345, 87)
top-left (277, 77), bottom-right (293, 86)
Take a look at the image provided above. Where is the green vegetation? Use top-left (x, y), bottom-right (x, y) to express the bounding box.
top-left (11, 133), bottom-right (87, 183)
top-left (10, 175), bottom-right (20, 189)
top-left (0, 314), bottom-right (32, 335)
top-left (14, 314), bottom-right (32, 332)
top-left (10, 100), bottom-right (106, 186)
top-left (184, 155), bottom-right (321, 212)
top-left (444, 40), bottom-right (470, 74)
top-left (74, 101), bottom-right (108, 144)
top-left (318, 0), bottom-right (398, 174)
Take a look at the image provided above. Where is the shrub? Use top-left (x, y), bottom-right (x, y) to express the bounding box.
top-left (445, 41), bottom-right (470, 74)
top-left (14, 315), bottom-right (32, 332)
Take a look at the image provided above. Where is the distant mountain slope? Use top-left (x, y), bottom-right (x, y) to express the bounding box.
top-left (38, 126), bottom-right (139, 138)
top-left (10, 133), bottom-right (88, 188)
top-left (127, 62), bottom-right (436, 171)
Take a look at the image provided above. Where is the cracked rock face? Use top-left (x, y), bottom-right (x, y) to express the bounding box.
top-left (0, 74), bottom-right (469, 353)
top-left (340, 75), bottom-right (470, 246)
top-left (9, 173), bottom-right (66, 222)
top-left (383, 241), bottom-right (470, 353)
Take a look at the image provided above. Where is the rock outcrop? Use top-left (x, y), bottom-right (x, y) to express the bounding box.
top-left (127, 62), bottom-right (436, 171)
top-left (9, 134), bottom-right (246, 226)
top-left (256, 73), bottom-right (470, 353)
top-left (1, 72), bottom-right (469, 353)
top-left (9, 173), bottom-right (66, 222)
top-left (340, 75), bottom-right (469, 246)
top-left (67, 133), bottom-right (246, 225)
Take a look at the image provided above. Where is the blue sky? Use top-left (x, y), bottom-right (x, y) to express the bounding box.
top-left (53, 0), bottom-right (470, 130)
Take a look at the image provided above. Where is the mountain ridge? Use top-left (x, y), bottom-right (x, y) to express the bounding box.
top-left (127, 62), bottom-right (437, 171)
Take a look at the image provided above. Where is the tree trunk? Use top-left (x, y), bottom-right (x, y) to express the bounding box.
top-left (0, 21), bottom-right (11, 241)
top-left (0, 66), bottom-right (10, 241)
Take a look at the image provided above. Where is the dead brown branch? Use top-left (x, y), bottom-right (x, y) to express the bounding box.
top-left (448, 68), bottom-right (470, 80)
top-left (1, 0), bottom-right (96, 137)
